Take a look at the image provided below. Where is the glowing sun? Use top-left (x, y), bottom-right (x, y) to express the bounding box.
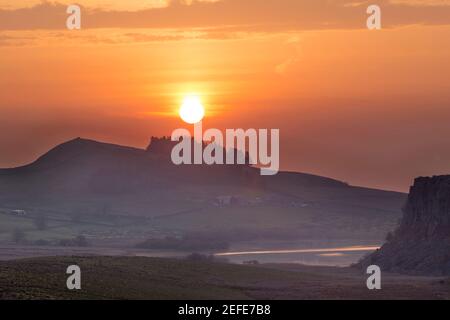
top-left (179, 95), bottom-right (205, 124)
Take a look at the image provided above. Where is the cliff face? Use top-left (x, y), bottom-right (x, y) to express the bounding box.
top-left (359, 176), bottom-right (450, 276)
top-left (400, 176), bottom-right (450, 240)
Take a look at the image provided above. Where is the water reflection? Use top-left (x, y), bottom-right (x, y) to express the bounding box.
top-left (214, 245), bottom-right (380, 267)
top-left (215, 245), bottom-right (380, 257)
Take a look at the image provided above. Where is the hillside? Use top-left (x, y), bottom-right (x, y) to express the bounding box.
top-left (0, 137), bottom-right (406, 247)
top-left (0, 256), bottom-right (448, 300)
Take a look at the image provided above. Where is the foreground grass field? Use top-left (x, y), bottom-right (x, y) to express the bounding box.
top-left (0, 256), bottom-right (448, 300)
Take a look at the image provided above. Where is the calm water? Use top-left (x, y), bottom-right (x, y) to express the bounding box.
top-left (214, 245), bottom-right (380, 266)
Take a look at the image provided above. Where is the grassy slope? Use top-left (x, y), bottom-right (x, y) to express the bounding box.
top-left (0, 183), bottom-right (406, 243)
top-left (0, 256), bottom-right (448, 300)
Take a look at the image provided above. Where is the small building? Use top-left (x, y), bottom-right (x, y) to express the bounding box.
top-left (11, 209), bottom-right (27, 216)
top-left (213, 196), bottom-right (234, 207)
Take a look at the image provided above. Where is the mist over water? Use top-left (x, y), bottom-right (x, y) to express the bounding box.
top-left (214, 243), bottom-right (380, 266)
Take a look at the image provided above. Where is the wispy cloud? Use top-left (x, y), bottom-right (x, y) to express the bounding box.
top-left (0, 28), bottom-right (256, 47)
top-left (0, 0), bottom-right (449, 31)
top-left (275, 36), bottom-right (302, 75)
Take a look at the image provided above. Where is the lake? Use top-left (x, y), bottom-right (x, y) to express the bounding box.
top-left (214, 241), bottom-right (381, 266)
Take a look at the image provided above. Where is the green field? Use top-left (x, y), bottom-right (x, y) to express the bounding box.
top-left (0, 256), bottom-right (448, 300)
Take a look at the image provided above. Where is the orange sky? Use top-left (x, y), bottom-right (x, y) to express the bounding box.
top-left (1, 0), bottom-right (450, 191)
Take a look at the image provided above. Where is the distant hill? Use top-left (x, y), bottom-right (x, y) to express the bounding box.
top-left (0, 137), bottom-right (406, 244)
top-left (0, 137), bottom-right (348, 193)
top-left (359, 176), bottom-right (450, 276)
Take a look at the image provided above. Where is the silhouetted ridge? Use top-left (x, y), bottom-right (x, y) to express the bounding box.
top-left (146, 136), bottom-right (177, 155)
top-left (146, 136), bottom-right (252, 165)
top-left (271, 172), bottom-right (348, 189)
top-left (0, 137), bottom-right (262, 193)
top-left (0, 137), bottom-right (144, 174)
top-left (0, 137), bottom-right (382, 191)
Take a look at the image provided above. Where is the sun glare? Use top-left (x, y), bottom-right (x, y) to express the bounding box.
top-left (179, 95), bottom-right (205, 124)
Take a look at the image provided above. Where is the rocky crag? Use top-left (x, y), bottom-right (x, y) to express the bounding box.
top-left (359, 175), bottom-right (450, 276)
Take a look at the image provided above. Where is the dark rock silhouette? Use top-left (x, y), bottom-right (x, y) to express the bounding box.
top-left (146, 136), bottom-right (252, 165)
top-left (146, 136), bottom-right (177, 156)
top-left (359, 176), bottom-right (450, 276)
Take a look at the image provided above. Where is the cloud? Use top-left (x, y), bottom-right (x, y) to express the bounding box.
top-left (0, 0), bottom-right (449, 31)
top-left (275, 36), bottom-right (302, 75)
top-left (389, 0), bottom-right (450, 6)
top-left (0, 33), bottom-right (36, 46)
top-left (0, 28), bottom-right (254, 47)
top-left (0, 0), bottom-right (170, 11)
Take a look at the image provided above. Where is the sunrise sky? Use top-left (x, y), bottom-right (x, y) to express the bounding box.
top-left (0, 0), bottom-right (449, 191)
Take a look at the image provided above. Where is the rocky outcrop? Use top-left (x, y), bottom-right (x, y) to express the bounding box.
top-left (359, 176), bottom-right (450, 276)
top-left (146, 136), bottom-right (178, 156)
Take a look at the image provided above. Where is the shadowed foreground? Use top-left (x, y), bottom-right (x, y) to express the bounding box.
top-left (0, 256), bottom-right (448, 300)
